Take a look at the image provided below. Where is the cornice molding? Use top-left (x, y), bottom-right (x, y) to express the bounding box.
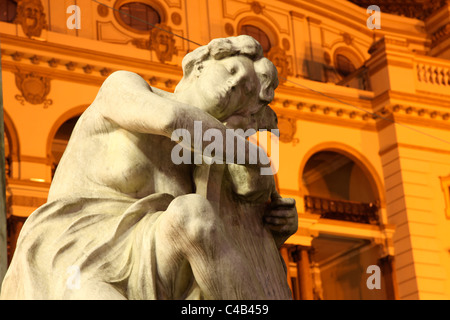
top-left (6, 178), bottom-right (51, 189)
top-left (379, 142), bottom-right (450, 157)
top-left (0, 33), bottom-right (183, 77)
top-left (1, 48), bottom-right (182, 90)
top-left (272, 100), bottom-right (378, 132)
top-left (373, 89), bottom-right (450, 109)
top-left (373, 103), bottom-right (450, 131)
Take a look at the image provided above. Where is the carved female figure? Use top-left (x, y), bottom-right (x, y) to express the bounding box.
top-left (1, 35), bottom-right (297, 300)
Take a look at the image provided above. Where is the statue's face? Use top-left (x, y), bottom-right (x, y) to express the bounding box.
top-left (194, 55), bottom-right (260, 122)
top-left (221, 57), bottom-right (278, 131)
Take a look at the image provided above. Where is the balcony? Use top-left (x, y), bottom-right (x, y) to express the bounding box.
top-left (304, 195), bottom-right (379, 225)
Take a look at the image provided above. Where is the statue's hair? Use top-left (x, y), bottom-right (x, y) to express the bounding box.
top-left (175, 35), bottom-right (270, 93)
top-left (182, 35), bottom-right (263, 77)
top-left (175, 35), bottom-right (279, 130)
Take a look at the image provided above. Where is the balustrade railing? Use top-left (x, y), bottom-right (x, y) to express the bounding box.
top-left (414, 57), bottom-right (450, 95)
top-left (416, 63), bottom-right (450, 86)
top-left (304, 195), bottom-right (379, 225)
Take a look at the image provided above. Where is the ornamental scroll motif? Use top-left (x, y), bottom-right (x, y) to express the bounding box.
top-left (14, 70), bottom-right (52, 108)
top-left (267, 46), bottom-right (293, 84)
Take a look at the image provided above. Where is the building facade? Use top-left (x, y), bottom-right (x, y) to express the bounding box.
top-left (1, 0), bottom-right (450, 300)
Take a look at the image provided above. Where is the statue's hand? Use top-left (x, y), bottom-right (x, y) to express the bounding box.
top-left (264, 196), bottom-right (298, 249)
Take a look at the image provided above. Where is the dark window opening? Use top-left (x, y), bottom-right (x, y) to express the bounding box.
top-left (119, 2), bottom-right (160, 32)
top-left (0, 0), bottom-right (17, 23)
top-left (240, 25), bottom-right (271, 53)
top-left (335, 54), bottom-right (356, 78)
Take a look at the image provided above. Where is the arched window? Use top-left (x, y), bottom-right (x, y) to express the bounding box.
top-left (240, 25), bottom-right (271, 53)
top-left (51, 116), bottom-right (79, 178)
top-left (301, 151), bottom-right (391, 300)
top-left (302, 151), bottom-right (379, 224)
top-left (335, 54), bottom-right (356, 78)
top-left (118, 1), bottom-right (160, 32)
top-left (0, 0), bottom-right (17, 23)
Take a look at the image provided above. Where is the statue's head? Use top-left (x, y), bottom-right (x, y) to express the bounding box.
top-left (175, 35), bottom-right (278, 131)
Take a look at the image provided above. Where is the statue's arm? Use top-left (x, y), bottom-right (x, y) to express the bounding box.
top-left (95, 71), bottom-right (258, 164)
top-left (95, 70), bottom-right (186, 137)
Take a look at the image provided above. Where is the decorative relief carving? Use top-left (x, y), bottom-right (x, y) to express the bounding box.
top-left (165, 79), bottom-right (174, 88)
top-left (3, 50), bottom-right (177, 88)
top-left (342, 32), bottom-right (352, 45)
top-left (267, 46), bottom-right (293, 83)
top-left (100, 68), bottom-right (112, 77)
top-left (29, 55), bottom-right (40, 65)
top-left (83, 65), bottom-right (94, 74)
top-left (150, 23), bottom-right (178, 63)
top-left (225, 23), bottom-right (234, 36)
top-left (284, 100), bottom-right (382, 124)
top-left (282, 38), bottom-right (290, 51)
top-left (277, 115), bottom-right (298, 144)
top-left (251, 1), bottom-right (263, 14)
top-left (129, 24), bottom-right (178, 63)
top-left (14, 70), bottom-right (52, 108)
top-left (11, 52), bottom-right (24, 61)
top-left (349, 0), bottom-right (447, 20)
top-left (65, 61), bottom-right (77, 71)
top-left (171, 12), bottom-right (182, 25)
top-left (431, 23), bottom-right (450, 47)
top-left (47, 58), bottom-right (59, 68)
top-left (14, 0), bottom-right (48, 38)
top-left (389, 104), bottom-right (450, 121)
top-left (97, 3), bottom-right (109, 17)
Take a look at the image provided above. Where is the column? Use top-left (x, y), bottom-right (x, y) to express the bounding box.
top-left (292, 245), bottom-right (314, 300)
top-left (379, 255), bottom-right (399, 300)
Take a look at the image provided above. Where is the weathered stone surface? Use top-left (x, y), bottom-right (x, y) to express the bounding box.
top-left (1, 35), bottom-right (297, 300)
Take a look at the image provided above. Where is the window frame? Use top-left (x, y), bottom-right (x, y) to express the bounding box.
top-left (237, 17), bottom-right (278, 55)
top-left (113, 0), bottom-right (166, 35)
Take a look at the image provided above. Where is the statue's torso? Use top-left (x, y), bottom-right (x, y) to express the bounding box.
top-left (48, 105), bottom-right (194, 201)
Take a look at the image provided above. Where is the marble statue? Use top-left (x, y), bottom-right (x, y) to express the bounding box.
top-left (1, 35), bottom-right (298, 300)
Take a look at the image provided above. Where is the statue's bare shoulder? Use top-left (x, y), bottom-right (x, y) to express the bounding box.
top-left (49, 71), bottom-right (193, 200)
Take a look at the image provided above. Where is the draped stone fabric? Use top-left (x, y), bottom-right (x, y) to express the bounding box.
top-left (0, 193), bottom-right (182, 299)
